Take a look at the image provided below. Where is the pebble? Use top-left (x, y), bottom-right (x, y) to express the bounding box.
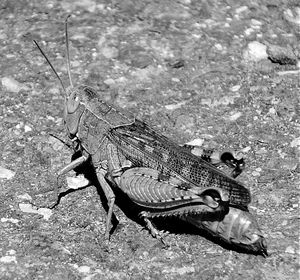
top-left (290, 137), bottom-right (300, 147)
top-left (230, 85), bottom-right (241, 92)
top-left (184, 138), bottom-right (204, 147)
top-left (101, 46), bottom-right (119, 59)
top-left (251, 19), bottom-right (262, 29)
top-left (235, 6), bottom-right (248, 14)
top-left (19, 203), bottom-right (53, 220)
top-left (1, 218), bottom-right (19, 224)
top-left (67, 175), bottom-right (89, 189)
top-left (252, 170), bottom-right (261, 177)
top-left (0, 166), bottom-right (15, 180)
top-left (243, 41), bottom-right (268, 62)
top-left (17, 193), bottom-right (32, 201)
top-left (77, 265), bottom-right (91, 273)
top-left (241, 146), bottom-right (251, 153)
top-left (244, 28), bottom-right (254, 36)
top-left (0, 256), bottom-right (17, 264)
top-left (228, 112), bottom-right (242, 121)
top-left (1, 77), bottom-right (29, 93)
top-left (285, 246), bottom-right (295, 254)
top-left (24, 125), bottom-right (32, 133)
top-left (103, 78), bottom-right (115, 86)
top-left (165, 101), bottom-right (186, 110)
top-left (283, 8), bottom-right (300, 27)
top-left (267, 44), bottom-right (298, 65)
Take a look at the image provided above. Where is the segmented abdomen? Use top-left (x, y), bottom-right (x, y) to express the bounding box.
top-left (182, 207), bottom-right (268, 256)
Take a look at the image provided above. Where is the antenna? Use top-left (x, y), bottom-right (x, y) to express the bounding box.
top-left (33, 40), bottom-right (67, 94)
top-left (65, 15), bottom-right (73, 88)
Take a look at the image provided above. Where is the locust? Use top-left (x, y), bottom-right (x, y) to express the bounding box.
top-left (34, 17), bottom-right (267, 256)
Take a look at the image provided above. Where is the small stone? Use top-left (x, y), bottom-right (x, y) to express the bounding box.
top-left (103, 78), bottom-right (115, 86)
top-left (0, 166), bottom-right (15, 179)
top-left (267, 44), bottom-right (298, 65)
top-left (0, 256), bottom-right (17, 263)
top-left (17, 193), bottom-right (32, 201)
top-left (235, 6), bottom-right (248, 15)
top-left (184, 138), bottom-right (204, 147)
top-left (268, 108), bottom-right (276, 114)
top-left (24, 125), bottom-right (32, 132)
top-left (230, 85), bottom-right (241, 92)
top-left (243, 41), bottom-right (268, 62)
top-left (19, 203), bottom-right (53, 220)
top-left (241, 146), bottom-right (251, 153)
top-left (165, 101), bottom-right (186, 110)
top-left (283, 8), bottom-right (300, 27)
top-left (172, 77), bottom-right (180, 83)
top-left (101, 46), bottom-right (119, 59)
top-left (67, 175), bottom-right (89, 189)
top-left (285, 246), bottom-right (295, 254)
top-left (290, 137), bottom-right (300, 147)
top-left (37, 208), bottom-right (52, 220)
top-left (77, 265), bottom-right (91, 273)
top-left (1, 77), bottom-right (29, 93)
top-left (244, 27), bottom-right (254, 36)
top-left (1, 218), bottom-right (19, 224)
top-left (251, 19), bottom-right (262, 28)
top-left (214, 43), bottom-right (223, 51)
top-left (252, 170), bottom-right (260, 177)
top-left (228, 112), bottom-right (242, 121)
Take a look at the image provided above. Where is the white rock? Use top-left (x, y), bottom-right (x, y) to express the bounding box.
top-left (244, 28), bottom-right (254, 36)
top-left (283, 8), bottom-right (300, 26)
top-left (228, 112), bottom-right (242, 121)
top-left (230, 85), bottom-right (241, 92)
top-left (1, 218), bottom-right (19, 224)
top-left (101, 46), bottom-right (119, 59)
top-left (184, 138), bottom-right (204, 147)
top-left (67, 175), bottom-right (89, 189)
top-left (0, 166), bottom-right (15, 179)
top-left (290, 137), bottom-right (300, 147)
top-left (77, 265), bottom-right (91, 273)
top-left (37, 208), bottom-right (53, 220)
top-left (1, 77), bottom-right (28, 93)
top-left (243, 41), bottom-right (268, 62)
top-left (0, 256), bottom-right (17, 263)
top-left (103, 78), bottom-right (115, 86)
top-left (241, 146), bottom-right (251, 153)
top-left (19, 203), bottom-right (53, 220)
top-left (165, 101), bottom-right (186, 110)
top-left (285, 246), bottom-right (295, 254)
top-left (235, 6), bottom-right (248, 14)
top-left (214, 43), bottom-right (223, 51)
top-left (24, 125), bottom-right (32, 132)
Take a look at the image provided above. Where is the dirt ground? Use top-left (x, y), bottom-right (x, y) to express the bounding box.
top-left (0, 0), bottom-right (299, 279)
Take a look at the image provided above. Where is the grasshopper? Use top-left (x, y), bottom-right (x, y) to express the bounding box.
top-left (35, 17), bottom-right (267, 255)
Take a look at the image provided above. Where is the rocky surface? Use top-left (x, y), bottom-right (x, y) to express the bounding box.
top-left (0, 0), bottom-right (299, 279)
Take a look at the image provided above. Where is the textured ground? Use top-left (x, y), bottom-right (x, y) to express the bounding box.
top-left (0, 0), bottom-right (299, 279)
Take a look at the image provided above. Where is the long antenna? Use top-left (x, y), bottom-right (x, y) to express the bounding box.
top-left (34, 40), bottom-right (67, 94)
top-left (65, 15), bottom-right (73, 88)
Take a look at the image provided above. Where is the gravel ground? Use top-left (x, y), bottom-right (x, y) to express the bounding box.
top-left (0, 1), bottom-right (299, 279)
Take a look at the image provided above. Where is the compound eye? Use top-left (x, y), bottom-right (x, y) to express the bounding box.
top-left (67, 90), bottom-right (80, 113)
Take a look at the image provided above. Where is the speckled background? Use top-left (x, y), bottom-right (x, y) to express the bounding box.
top-left (0, 0), bottom-right (299, 279)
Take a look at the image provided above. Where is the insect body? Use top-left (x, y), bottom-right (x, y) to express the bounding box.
top-left (35, 18), bottom-right (267, 256)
